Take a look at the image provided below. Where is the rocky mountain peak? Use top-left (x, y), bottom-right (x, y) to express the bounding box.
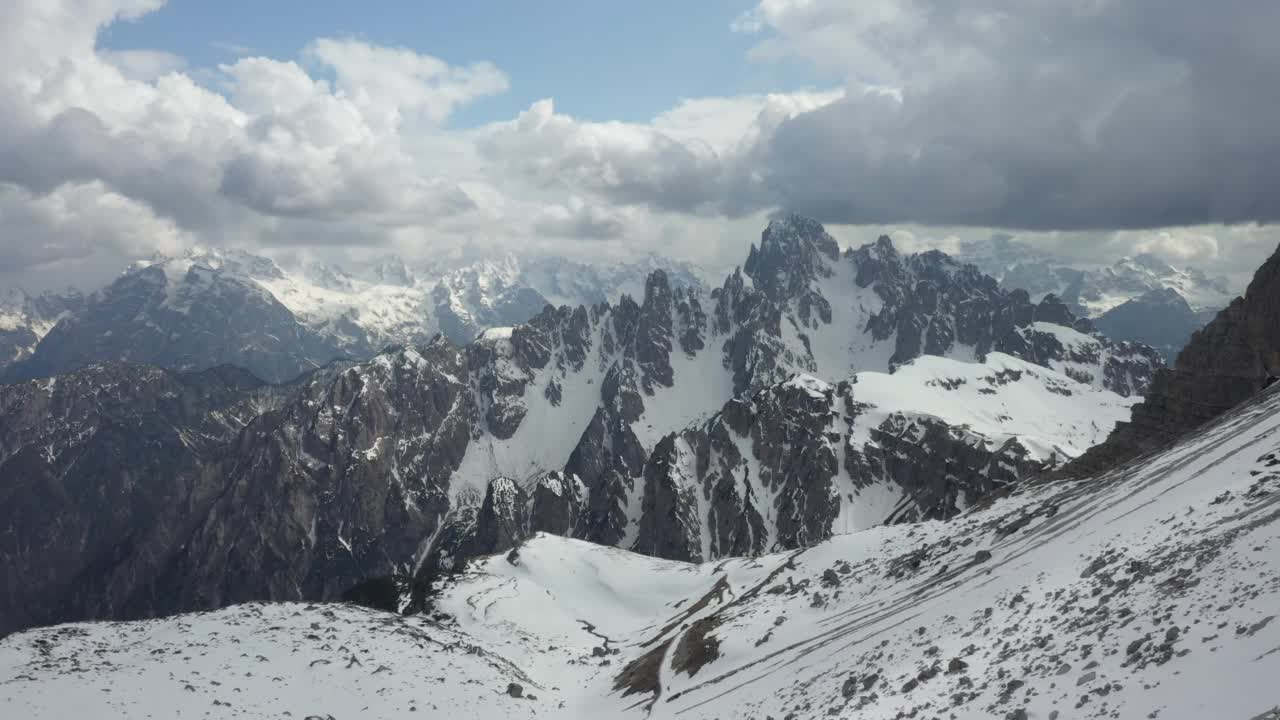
top-left (0, 260), bottom-right (349, 384)
top-left (745, 213), bottom-right (841, 299)
top-left (642, 269), bottom-right (671, 306)
top-left (873, 233), bottom-right (898, 257)
top-left (303, 263), bottom-right (355, 291)
top-left (182, 247), bottom-right (286, 281)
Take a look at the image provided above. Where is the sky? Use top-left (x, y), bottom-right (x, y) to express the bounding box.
top-left (1, 0), bottom-right (1277, 292)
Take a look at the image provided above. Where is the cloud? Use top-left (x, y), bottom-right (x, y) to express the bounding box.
top-left (0, 1), bottom-right (517, 288)
top-left (886, 229), bottom-right (963, 257)
top-left (304, 39), bottom-right (509, 129)
top-left (475, 91), bottom-right (842, 215)
top-left (534, 197), bottom-right (633, 240)
top-left (732, 0), bottom-right (1280, 230)
top-left (1128, 231), bottom-right (1220, 264)
top-left (0, 180), bottom-right (193, 291)
top-left (0, 0), bottom-right (1274, 296)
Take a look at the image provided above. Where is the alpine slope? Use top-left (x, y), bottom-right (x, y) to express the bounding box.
top-left (2, 376), bottom-right (1277, 719)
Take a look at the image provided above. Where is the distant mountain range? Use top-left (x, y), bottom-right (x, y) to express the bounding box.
top-left (0, 251), bottom-right (708, 384)
top-left (0, 288), bottom-right (85, 368)
top-left (0, 236), bottom-right (1235, 384)
top-left (959, 236), bottom-right (1237, 363)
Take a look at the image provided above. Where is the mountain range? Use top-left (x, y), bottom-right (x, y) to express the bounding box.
top-left (0, 215), bottom-right (1161, 635)
top-left (0, 250), bottom-right (708, 384)
top-left (961, 237), bottom-right (1235, 363)
top-left (0, 288), bottom-right (85, 368)
top-left (961, 236), bottom-right (1237, 317)
top-left (2, 217), bottom-right (1277, 719)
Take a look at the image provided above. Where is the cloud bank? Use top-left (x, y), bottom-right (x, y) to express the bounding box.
top-left (0, 0), bottom-right (1275, 291)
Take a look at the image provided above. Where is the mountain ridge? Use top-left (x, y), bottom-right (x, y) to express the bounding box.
top-left (0, 215), bottom-right (1162, 636)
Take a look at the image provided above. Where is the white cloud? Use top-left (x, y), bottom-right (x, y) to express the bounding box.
top-left (476, 90), bottom-right (842, 215)
top-left (305, 39), bottom-right (509, 129)
top-left (1128, 231), bottom-right (1220, 264)
top-left (0, 0), bottom-right (1273, 296)
top-left (0, 1), bottom-right (523, 286)
top-left (887, 229), bottom-right (963, 256)
top-left (0, 180), bottom-right (192, 290)
top-left (534, 197), bottom-right (634, 240)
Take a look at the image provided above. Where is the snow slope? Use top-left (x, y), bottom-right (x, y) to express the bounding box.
top-left (846, 351), bottom-right (1135, 460)
top-left (6, 382), bottom-right (1278, 719)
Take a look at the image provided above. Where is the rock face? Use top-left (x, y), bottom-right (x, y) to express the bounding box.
top-left (0, 215), bottom-right (1164, 635)
top-left (0, 363), bottom-right (271, 636)
top-left (625, 359), bottom-right (1111, 563)
top-left (1069, 242), bottom-right (1280, 475)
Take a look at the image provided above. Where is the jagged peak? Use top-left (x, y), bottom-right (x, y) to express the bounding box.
top-left (758, 213), bottom-right (840, 259)
top-left (847, 234), bottom-right (902, 265)
top-left (642, 269), bottom-right (671, 304)
top-left (742, 213), bottom-right (840, 299)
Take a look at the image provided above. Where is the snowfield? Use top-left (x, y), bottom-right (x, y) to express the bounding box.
top-left (844, 352), bottom-right (1137, 461)
top-left (5, 383), bottom-right (1279, 719)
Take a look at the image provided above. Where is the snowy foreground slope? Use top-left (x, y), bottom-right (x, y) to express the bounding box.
top-left (4, 388), bottom-right (1279, 718)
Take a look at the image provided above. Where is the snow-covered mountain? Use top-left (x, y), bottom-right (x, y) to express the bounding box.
top-left (959, 237), bottom-right (1237, 368)
top-left (7, 219), bottom-right (1280, 719)
top-left (261, 252), bottom-right (710, 350)
top-left (182, 246), bottom-right (709, 351)
top-left (0, 260), bottom-right (348, 384)
top-left (0, 215), bottom-right (1161, 637)
top-left (0, 248), bottom-right (712, 383)
top-left (0, 288), bottom-right (84, 369)
top-left (4, 374), bottom-right (1278, 719)
top-left (962, 237), bottom-right (1238, 316)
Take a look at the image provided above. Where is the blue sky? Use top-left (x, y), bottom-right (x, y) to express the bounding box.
top-left (98, 0), bottom-right (817, 126)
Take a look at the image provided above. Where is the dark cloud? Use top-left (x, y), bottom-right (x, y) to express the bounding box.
top-left (743, 0), bottom-right (1280, 231)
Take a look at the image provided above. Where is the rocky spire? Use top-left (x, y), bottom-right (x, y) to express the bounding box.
top-left (743, 213), bottom-right (841, 300)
